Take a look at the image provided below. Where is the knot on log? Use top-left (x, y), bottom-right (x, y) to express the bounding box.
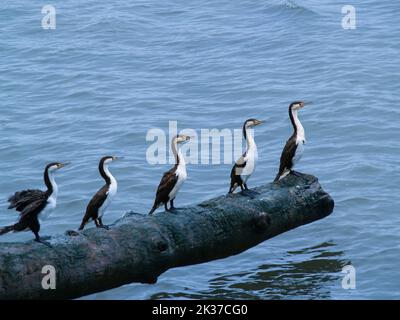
top-left (157, 241), bottom-right (169, 252)
top-left (252, 212), bottom-right (271, 233)
top-left (65, 230), bottom-right (80, 237)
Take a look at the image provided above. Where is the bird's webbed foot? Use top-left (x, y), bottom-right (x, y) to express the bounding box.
top-left (167, 207), bottom-right (178, 213)
top-left (246, 188), bottom-right (260, 196)
top-left (240, 189), bottom-right (256, 199)
top-left (35, 238), bottom-right (52, 248)
top-left (290, 170), bottom-right (303, 177)
top-left (167, 200), bottom-right (178, 213)
top-left (95, 219), bottom-right (110, 230)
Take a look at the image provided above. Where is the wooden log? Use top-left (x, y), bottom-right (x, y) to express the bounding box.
top-left (0, 173), bottom-right (334, 299)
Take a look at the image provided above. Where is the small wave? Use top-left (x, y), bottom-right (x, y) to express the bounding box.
top-left (262, 0), bottom-right (320, 16)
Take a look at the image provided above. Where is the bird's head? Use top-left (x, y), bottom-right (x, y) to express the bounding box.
top-left (101, 156), bottom-right (120, 165)
top-left (46, 162), bottom-right (70, 172)
top-left (174, 134), bottom-right (192, 145)
top-left (244, 118), bottom-right (265, 129)
top-left (290, 101), bottom-right (311, 111)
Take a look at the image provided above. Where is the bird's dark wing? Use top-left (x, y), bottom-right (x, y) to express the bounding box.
top-left (83, 185), bottom-right (108, 221)
top-left (14, 199), bottom-right (47, 232)
top-left (232, 152), bottom-right (247, 174)
top-left (155, 166), bottom-right (178, 204)
top-left (8, 189), bottom-right (47, 212)
top-left (275, 135), bottom-right (297, 180)
top-left (229, 150), bottom-right (250, 192)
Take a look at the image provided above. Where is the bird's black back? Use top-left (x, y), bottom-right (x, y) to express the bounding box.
top-left (230, 151), bottom-right (247, 184)
top-left (83, 184), bottom-right (109, 221)
top-left (154, 165), bottom-right (179, 206)
top-left (275, 134), bottom-right (298, 180)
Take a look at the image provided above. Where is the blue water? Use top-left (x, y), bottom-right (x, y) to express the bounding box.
top-left (1, 0), bottom-right (399, 299)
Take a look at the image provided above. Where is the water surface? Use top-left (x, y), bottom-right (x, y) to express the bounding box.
top-left (0, 0), bottom-right (399, 299)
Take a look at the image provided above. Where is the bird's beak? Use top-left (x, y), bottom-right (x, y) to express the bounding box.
top-left (59, 162), bottom-right (71, 168)
top-left (303, 101), bottom-right (312, 107)
top-left (113, 156), bottom-right (123, 161)
top-left (256, 120), bottom-right (265, 126)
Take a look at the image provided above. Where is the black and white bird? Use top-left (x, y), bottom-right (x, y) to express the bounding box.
top-left (149, 134), bottom-right (191, 214)
top-left (79, 156), bottom-right (119, 230)
top-left (274, 101), bottom-right (310, 182)
top-left (0, 162), bottom-right (69, 246)
top-left (229, 118), bottom-right (264, 196)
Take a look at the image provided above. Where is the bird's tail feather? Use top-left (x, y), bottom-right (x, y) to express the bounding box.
top-left (228, 183), bottom-right (237, 194)
top-left (148, 203), bottom-right (158, 215)
top-left (0, 225), bottom-right (14, 236)
top-left (274, 169), bottom-right (291, 182)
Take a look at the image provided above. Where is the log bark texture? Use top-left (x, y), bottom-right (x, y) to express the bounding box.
top-left (0, 173), bottom-right (334, 299)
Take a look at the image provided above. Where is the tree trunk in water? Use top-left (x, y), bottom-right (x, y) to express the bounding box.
top-left (0, 173), bottom-right (334, 300)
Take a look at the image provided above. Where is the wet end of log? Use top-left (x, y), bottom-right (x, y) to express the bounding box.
top-left (0, 173), bottom-right (334, 300)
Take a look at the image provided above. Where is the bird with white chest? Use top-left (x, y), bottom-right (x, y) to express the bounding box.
top-left (229, 118), bottom-right (264, 197)
top-left (79, 156), bottom-right (119, 230)
top-left (149, 134), bottom-right (191, 214)
top-left (274, 101), bottom-right (310, 182)
top-left (1, 162), bottom-right (69, 246)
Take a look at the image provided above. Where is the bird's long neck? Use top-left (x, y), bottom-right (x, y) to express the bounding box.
top-left (290, 108), bottom-right (305, 140)
top-left (172, 140), bottom-right (185, 168)
top-left (243, 125), bottom-right (256, 152)
top-left (44, 169), bottom-right (58, 197)
top-left (100, 162), bottom-right (116, 186)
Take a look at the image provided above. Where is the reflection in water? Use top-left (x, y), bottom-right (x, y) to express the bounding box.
top-left (151, 242), bottom-right (349, 300)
